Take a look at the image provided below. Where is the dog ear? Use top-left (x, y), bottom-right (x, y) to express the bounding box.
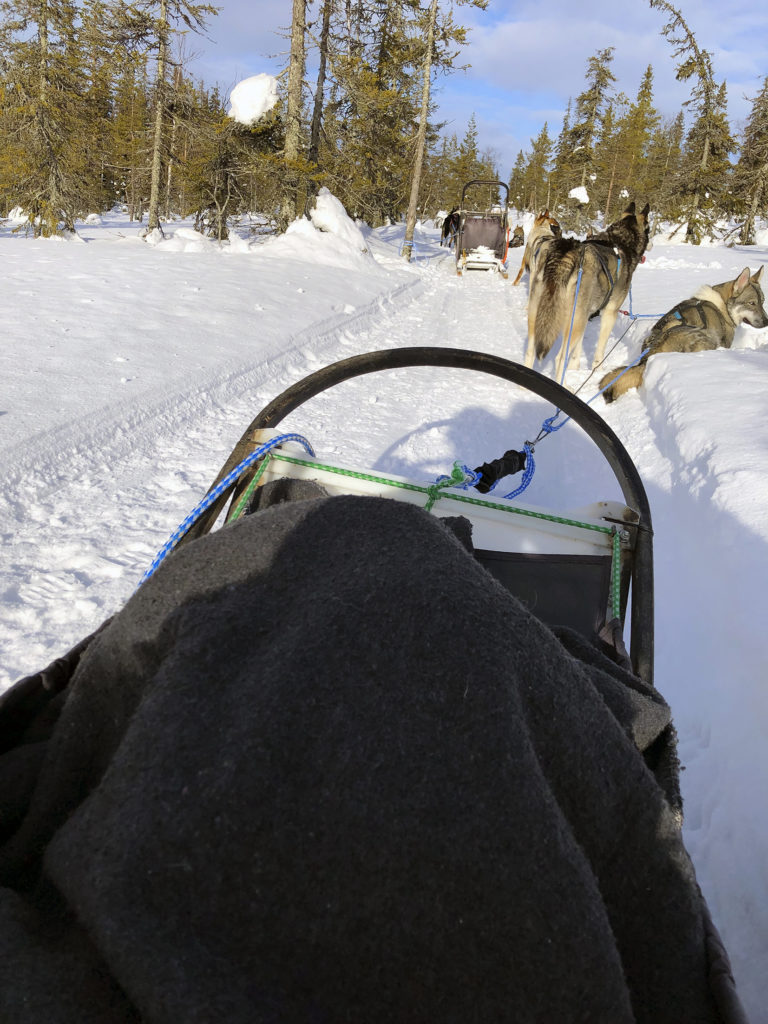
top-left (733, 268), bottom-right (751, 296)
top-left (752, 265), bottom-right (764, 283)
top-left (624, 201), bottom-right (636, 216)
top-left (640, 203), bottom-right (650, 219)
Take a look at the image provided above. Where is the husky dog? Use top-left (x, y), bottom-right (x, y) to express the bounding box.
top-left (599, 266), bottom-right (768, 402)
top-left (525, 202), bottom-right (651, 379)
top-left (512, 210), bottom-right (561, 286)
top-left (509, 224), bottom-right (525, 249)
top-left (441, 208), bottom-right (460, 248)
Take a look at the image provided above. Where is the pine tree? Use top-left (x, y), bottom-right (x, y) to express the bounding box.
top-left (508, 149), bottom-right (526, 211)
top-left (403, 0), bottom-right (438, 260)
top-left (621, 65), bottom-right (660, 201)
top-left (115, 0), bottom-right (217, 235)
top-left (565, 47), bottom-right (616, 199)
top-left (674, 79), bottom-right (735, 241)
top-left (403, 0), bottom-right (489, 259)
top-left (0, 0), bottom-right (88, 234)
top-left (645, 111), bottom-right (685, 218)
top-left (593, 98), bottom-right (624, 219)
top-left (649, 0), bottom-right (733, 242)
top-left (735, 77), bottom-right (768, 244)
top-left (522, 122), bottom-right (552, 212)
top-left (110, 59), bottom-right (152, 220)
top-left (549, 98), bottom-right (572, 208)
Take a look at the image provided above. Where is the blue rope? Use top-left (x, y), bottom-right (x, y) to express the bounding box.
top-left (485, 278), bottom-right (662, 501)
top-left (432, 462), bottom-right (482, 490)
top-left (138, 432), bottom-right (315, 587)
top-left (588, 345), bottom-right (651, 403)
top-left (503, 442), bottom-right (536, 499)
top-left (621, 285), bottom-right (665, 320)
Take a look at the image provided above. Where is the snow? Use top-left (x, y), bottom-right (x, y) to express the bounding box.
top-left (227, 73), bottom-right (279, 125)
top-left (2, 201), bottom-right (768, 1021)
top-left (309, 187), bottom-right (370, 253)
top-left (569, 185), bottom-right (590, 204)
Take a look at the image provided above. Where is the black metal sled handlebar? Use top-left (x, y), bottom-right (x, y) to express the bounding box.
top-left (182, 348), bottom-right (653, 683)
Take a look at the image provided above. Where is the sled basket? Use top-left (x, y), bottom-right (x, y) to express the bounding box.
top-left (456, 180), bottom-right (511, 276)
top-left (179, 348), bottom-right (654, 684)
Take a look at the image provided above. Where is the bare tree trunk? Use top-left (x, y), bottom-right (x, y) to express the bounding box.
top-left (740, 165), bottom-right (767, 245)
top-left (685, 134), bottom-right (710, 243)
top-left (307, 0), bottom-right (333, 204)
top-left (147, 0), bottom-right (168, 234)
top-left (403, 0), bottom-right (438, 261)
top-left (281, 0), bottom-right (306, 226)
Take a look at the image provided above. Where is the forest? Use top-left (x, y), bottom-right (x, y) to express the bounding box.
top-left (0, 0), bottom-right (766, 244)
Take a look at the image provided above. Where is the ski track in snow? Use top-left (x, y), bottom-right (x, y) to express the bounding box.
top-left (0, 243), bottom-right (618, 684)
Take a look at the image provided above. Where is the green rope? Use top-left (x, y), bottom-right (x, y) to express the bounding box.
top-left (233, 449), bottom-right (627, 622)
top-left (424, 461), bottom-right (470, 512)
top-left (267, 452), bottom-right (618, 537)
top-left (230, 452), bottom-right (274, 521)
top-left (610, 527), bottom-right (622, 620)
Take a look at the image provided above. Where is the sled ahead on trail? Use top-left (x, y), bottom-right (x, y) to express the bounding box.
top-left (179, 347), bottom-right (653, 683)
top-left (454, 180), bottom-right (513, 279)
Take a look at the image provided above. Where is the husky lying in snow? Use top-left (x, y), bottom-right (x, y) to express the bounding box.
top-left (599, 265), bottom-right (768, 402)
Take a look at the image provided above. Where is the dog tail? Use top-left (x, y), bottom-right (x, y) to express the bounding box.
top-left (598, 364), bottom-right (646, 403)
top-left (533, 289), bottom-right (567, 360)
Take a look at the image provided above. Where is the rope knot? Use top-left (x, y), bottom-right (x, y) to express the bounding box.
top-left (425, 462), bottom-right (479, 510)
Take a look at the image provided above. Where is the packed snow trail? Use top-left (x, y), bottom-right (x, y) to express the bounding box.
top-left (0, 235), bottom-right (619, 683)
top-left (2, 213), bottom-right (767, 1021)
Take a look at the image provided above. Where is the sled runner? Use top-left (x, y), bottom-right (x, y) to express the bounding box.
top-left (455, 180), bottom-right (512, 278)
top-left (178, 347), bottom-right (653, 683)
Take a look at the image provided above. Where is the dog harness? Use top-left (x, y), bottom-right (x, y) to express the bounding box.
top-left (661, 298), bottom-right (721, 334)
top-left (585, 241), bottom-right (621, 321)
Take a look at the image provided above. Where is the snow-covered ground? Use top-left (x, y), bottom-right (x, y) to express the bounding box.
top-left (2, 199), bottom-right (767, 1021)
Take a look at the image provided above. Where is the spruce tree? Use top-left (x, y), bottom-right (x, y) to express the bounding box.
top-left (645, 111), bottom-right (685, 219)
top-left (522, 122), bottom-right (552, 212)
top-left (0, 0), bottom-right (88, 234)
top-left (649, 0), bottom-right (733, 242)
top-left (115, 0), bottom-right (216, 235)
top-left (565, 47), bottom-right (616, 197)
top-left (508, 149), bottom-right (526, 211)
top-left (734, 77), bottom-right (768, 244)
top-left (110, 59), bottom-right (152, 220)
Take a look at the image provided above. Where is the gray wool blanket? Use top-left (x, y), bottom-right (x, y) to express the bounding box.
top-left (0, 486), bottom-right (746, 1023)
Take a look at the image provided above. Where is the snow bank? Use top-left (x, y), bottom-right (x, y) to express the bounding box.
top-left (310, 188), bottom-right (369, 253)
top-left (259, 190), bottom-right (376, 271)
top-left (146, 227), bottom-right (218, 253)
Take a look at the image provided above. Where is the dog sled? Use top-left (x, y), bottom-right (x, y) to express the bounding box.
top-left (0, 348), bottom-right (749, 1023)
top-left (455, 180), bottom-right (512, 278)
top-left (179, 347), bottom-right (653, 679)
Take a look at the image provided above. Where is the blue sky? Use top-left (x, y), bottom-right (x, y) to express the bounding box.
top-left (186, 0), bottom-right (768, 176)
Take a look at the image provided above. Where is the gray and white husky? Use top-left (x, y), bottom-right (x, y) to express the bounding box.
top-left (525, 202), bottom-right (651, 379)
top-left (599, 265), bottom-right (768, 402)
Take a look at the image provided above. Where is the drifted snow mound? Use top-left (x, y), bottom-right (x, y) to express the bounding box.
top-left (143, 227), bottom-right (218, 252)
top-left (309, 188), bottom-right (369, 254)
top-left (261, 189), bottom-right (379, 272)
top-left (228, 74), bottom-right (279, 126)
